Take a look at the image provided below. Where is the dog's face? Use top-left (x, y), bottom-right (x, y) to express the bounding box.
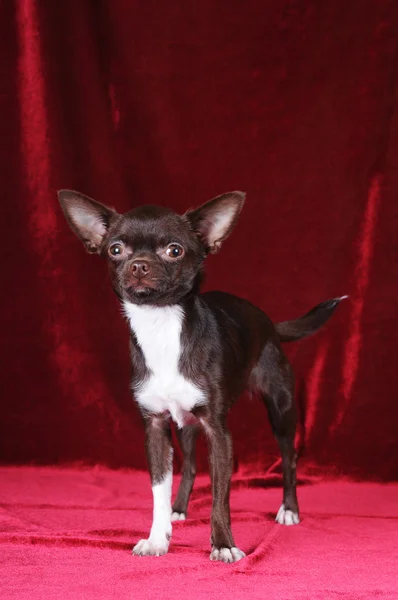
top-left (58, 190), bottom-right (245, 306)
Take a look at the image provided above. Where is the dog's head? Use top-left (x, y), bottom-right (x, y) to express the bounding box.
top-left (58, 190), bottom-right (245, 306)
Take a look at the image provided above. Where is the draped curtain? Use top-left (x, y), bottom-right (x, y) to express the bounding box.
top-left (1, 0), bottom-right (397, 479)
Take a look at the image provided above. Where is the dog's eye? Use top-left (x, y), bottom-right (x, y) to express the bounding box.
top-left (166, 244), bottom-right (184, 258)
top-left (108, 243), bottom-right (124, 257)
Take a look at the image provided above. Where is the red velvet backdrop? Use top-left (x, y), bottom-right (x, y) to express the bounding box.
top-left (1, 0), bottom-right (397, 480)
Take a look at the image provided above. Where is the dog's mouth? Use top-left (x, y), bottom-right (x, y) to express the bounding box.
top-left (123, 279), bottom-right (161, 301)
top-left (121, 275), bottom-right (189, 305)
top-left (124, 276), bottom-right (158, 290)
top-left (123, 279), bottom-right (183, 305)
top-left (127, 283), bottom-right (156, 294)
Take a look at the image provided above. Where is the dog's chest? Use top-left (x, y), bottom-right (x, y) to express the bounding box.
top-left (123, 302), bottom-right (205, 427)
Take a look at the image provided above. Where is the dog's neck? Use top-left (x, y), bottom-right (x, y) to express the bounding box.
top-left (123, 301), bottom-right (185, 374)
top-left (122, 300), bottom-right (205, 428)
top-left (123, 302), bottom-right (185, 336)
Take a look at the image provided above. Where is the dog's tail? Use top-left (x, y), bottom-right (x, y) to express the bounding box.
top-left (275, 296), bottom-right (347, 342)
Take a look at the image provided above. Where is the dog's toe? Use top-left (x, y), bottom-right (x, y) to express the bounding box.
top-left (132, 538), bottom-right (169, 556)
top-left (171, 511), bottom-right (186, 522)
top-left (275, 504), bottom-right (300, 525)
top-left (210, 546), bottom-right (246, 563)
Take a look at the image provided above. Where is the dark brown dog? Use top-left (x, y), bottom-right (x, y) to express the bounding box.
top-left (58, 189), bottom-right (345, 563)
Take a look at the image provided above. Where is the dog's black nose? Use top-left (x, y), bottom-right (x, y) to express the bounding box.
top-left (131, 261), bottom-right (150, 279)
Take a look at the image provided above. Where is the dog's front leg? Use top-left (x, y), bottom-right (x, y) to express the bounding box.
top-left (133, 416), bottom-right (173, 557)
top-left (206, 423), bottom-right (246, 563)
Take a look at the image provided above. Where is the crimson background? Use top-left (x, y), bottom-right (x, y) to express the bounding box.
top-left (1, 0), bottom-right (397, 480)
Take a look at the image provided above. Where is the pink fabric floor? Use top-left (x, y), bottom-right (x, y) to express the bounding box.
top-left (0, 467), bottom-right (397, 599)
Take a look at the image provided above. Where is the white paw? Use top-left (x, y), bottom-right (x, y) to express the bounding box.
top-left (210, 547), bottom-right (246, 563)
top-left (132, 538), bottom-right (169, 557)
top-left (275, 504), bottom-right (300, 525)
top-left (171, 511), bottom-right (186, 522)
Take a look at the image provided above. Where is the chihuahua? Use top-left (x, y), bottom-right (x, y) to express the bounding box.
top-left (58, 190), bottom-right (344, 563)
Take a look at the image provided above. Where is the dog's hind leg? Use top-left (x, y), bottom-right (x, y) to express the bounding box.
top-left (251, 342), bottom-right (300, 525)
top-left (271, 414), bottom-right (300, 525)
top-left (263, 390), bottom-right (300, 524)
top-left (172, 424), bottom-right (199, 521)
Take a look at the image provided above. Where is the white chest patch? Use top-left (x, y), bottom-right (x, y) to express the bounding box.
top-left (123, 302), bottom-right (206, 427)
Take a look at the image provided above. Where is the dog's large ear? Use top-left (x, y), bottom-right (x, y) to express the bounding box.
top-left (58, 190), bottom-right (117, 254)
top-left (185, 191), bottom-right (246, 253)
